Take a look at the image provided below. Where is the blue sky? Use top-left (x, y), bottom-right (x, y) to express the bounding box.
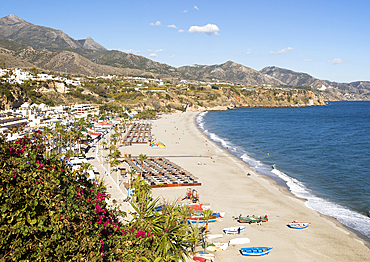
top-left (2, 0), bottom-right (370, 83)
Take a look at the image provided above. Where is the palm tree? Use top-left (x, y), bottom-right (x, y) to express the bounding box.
top-left (188, 222), bottom-right (205, 256)
top-left (138, 153), bottom-right (148, 178)
top-left (177, 204), bottom-right (192, 225)
top-left (152, 200), bottom-right (192, 261)
top-left (127, 168), bottom-right (137, 196)
top-left (202, 209), bottom-right (214, 252)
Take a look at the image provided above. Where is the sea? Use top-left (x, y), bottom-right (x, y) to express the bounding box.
top-left (196, 101), bottom-right (370, 239)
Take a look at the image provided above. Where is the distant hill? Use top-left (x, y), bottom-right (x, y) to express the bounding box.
top-left (179, 61), bottom-right (284, 86)
top-left (260, 66), bottom-right (328, 89)
top-left (0, 15), bottom-right (285, 86)
top-left (0, 14), bottom-right (370, 100)
top-left (0, 14), bottom-right (82, 51)
top-left (261, 66), bottom-right (370, 100)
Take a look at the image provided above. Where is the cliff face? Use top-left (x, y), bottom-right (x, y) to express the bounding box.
top-left (0, 82), bottom-right (31, 110)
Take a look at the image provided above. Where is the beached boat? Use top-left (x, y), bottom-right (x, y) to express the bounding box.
top-left (238, 215), bottom-right (268, 223)
top-left (193, 257), bottom-right (206, 262)
top-left (187, 217), bottom-right (216, 223)
top-left (223, 226), bottom-right (246, 234)
top-left (240, 247), bottom-right (273, 256)
top-left (229, 237), bottom-right (250, 245)
top-left (192, 210), bottom-right (225, 218)
top-left (207, 234), bottom-right (223, 240)
top-left (206, 242), bottom-right (228, 251)
top-left (288, 222), bottom-right (310, 229)
top-left (193, 252), bottom-right (215, 261)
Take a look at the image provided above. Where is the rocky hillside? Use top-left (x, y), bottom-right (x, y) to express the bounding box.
top-left (0, 82), bottom-right (31, 110)
top-left (0, 14), bottom-right (370, 101)
top-left (77, 37), bottom-right (106, 51)
top-left (179, 61), bottom-right (285, 86)
top-left (0, 15), bottom-right (285, 87)
top-left (260, 66), bottom-right (329, 89)
top-left (0, 15), bottom-right (101, 51)
top-left (261, 66), bottom-right (370, 100)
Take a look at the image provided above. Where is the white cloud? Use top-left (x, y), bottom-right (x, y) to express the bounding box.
top-left (167, 24), bottom-right (177, 29)
top-left (178, 29), bottom-right (184, 33)
top-left (194, 5), bottom-right (199, 10)
top-left (189, 23), bottom-right (220, 35)
top-left (270, 47), bottom-right (293, 54)
top-left (303, 58), bottom-right (312, 62)
top-left (147, 49), bottom-right (153, 52)
top-left (246, 49), bottom-right (252, 54)
top-left (183, 10), bottom-right (188, 13)
top-left (121, 49), bottom-right (141, 54)
top-left (150, 21), bottom-right (161, 26)
top-left (170, 55), bottom-right (175, 58)
top-left (149, 53), bottom-right (157, 58)
top-left (155, 49), bottom-right (163, 53)
top-left (327, 58), bottom-right (346, 64)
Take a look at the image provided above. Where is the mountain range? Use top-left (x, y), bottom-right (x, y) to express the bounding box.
top-left (1, 14), bottom-right (370, 100)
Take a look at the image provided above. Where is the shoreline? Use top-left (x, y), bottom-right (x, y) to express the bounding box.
top-left (194, 111), bottom-right (370, 248)
top-left (124, 111), bottom-right (370, 261)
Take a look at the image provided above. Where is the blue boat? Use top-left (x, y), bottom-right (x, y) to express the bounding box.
top-left (187, 218), bottom-right (216, 224)
top-left (288, 222), bottom-right (310, 229)
top-left (223, 226), bottom-right (246, 234)
top-left (240, 247), bottom-right (273, 256)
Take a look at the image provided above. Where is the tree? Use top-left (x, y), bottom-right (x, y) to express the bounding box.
top-left (202, 209), bottom-right (214, 252)
top-left (152, 200), bottom-right (193, 261)
top-left (101, 140), bottom-right (107, 150)
top-left (188, 222), bottom-right (205, 256)
top-left (127, 168), bottom-right (137, 196)
top-left (138, 154), bottom-right (148, 178)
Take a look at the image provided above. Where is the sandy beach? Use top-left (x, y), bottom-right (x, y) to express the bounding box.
top-left (121, 111), bottom-right (370, 261)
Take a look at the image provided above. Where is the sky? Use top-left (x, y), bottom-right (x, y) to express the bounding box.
top-left (1, 0), bottom-right (370, 83)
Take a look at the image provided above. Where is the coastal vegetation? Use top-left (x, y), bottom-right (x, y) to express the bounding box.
top-left (0, 130), bottom-right (210, 261)
top-left (0, 75), bottom-right (327, 112)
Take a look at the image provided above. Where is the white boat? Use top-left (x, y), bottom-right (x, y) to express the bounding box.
top-left (229, 237), bottom-right (250, 245)
top-left (288, 222), bottom-right (310, 229)
top-left (196, 252), bottom-right (214, 260)
top-left (206, 242), bottom-right (228, 251)
top-left (223, 226), bottom-right (246, 234)
top-left (207, 234), bottom-right (223, 240)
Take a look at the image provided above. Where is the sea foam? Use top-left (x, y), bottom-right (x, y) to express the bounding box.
top-left (196, 112), bottom-right (370, 238)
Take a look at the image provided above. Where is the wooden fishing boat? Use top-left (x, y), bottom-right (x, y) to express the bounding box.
top-left (207, 234), bottom-right (223, 240)
top-left (192, 210), bottom-right (225, 218)
top-left (240, 247), bottom-right (273, 256)
top-left (229, 237), bottom-right (250, 245)
top-left (187, 217), bottom-right (216, 223)
top-left (194, 252), bottom-right (214, 260)
top-left (193, 256), bottom-right (206, 262)
top-left (223, 226), bottom-right (246, 234)
top-left (288, 222), bottom-right (310, 229)
top-left (238, 215), bottom-right (268, 223)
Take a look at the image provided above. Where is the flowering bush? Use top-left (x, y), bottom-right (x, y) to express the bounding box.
top-left (0, 131), bottom-right (193, 261)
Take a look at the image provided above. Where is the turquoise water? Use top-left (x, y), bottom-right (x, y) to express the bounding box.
top-left (196, 101), bottom-right (370, 238)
